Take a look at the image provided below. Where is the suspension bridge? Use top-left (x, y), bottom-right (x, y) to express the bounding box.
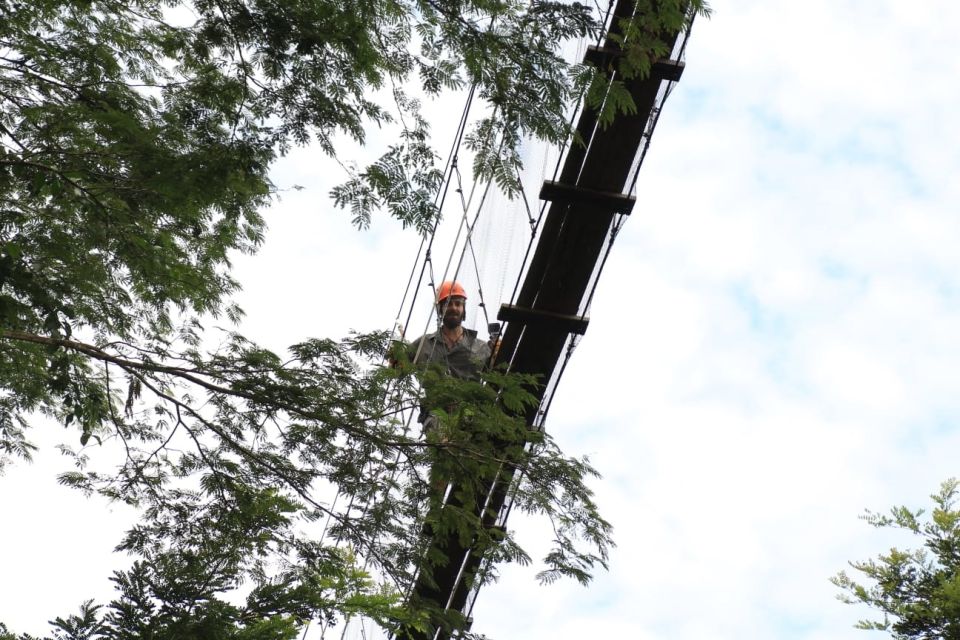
top-left (323, 1), bottom-right (697, 638)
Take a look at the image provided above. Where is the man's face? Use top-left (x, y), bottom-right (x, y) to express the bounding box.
top-left (440, 296), bottom-right (466, 330)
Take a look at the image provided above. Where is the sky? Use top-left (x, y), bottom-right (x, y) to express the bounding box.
top-left (5, 0), bottom-right (960, 638)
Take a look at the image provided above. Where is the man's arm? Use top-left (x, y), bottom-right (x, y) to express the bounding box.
top-left (407, 336), bottom-right (424, 365)
top-left (387, 335), bottom-right (418, 369)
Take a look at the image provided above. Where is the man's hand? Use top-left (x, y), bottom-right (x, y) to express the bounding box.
top-left (388, 339), bottom-right (408, 369)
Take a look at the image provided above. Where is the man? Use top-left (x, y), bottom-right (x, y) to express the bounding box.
top-left (402, 281), bottom-right (507, 626)
top-left (407, 280), bottom-right (493, 381)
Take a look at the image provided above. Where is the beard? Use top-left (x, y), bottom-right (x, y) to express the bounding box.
top-left (442, 311), bottom-right (463, 330)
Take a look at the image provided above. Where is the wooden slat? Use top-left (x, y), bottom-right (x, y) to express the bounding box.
top-left (538, 180), bottom-right (636, 215)
top-left (585, 45), bottom-right (686, 82)
top-left (498, 303), bottom-right (590, 335)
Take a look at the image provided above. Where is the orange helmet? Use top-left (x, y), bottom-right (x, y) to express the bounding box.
top-left (436, 280), bottom-right (467, 303)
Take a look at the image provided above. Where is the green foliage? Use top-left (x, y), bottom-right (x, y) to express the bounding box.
top-left (1, 327), bottom-right (614, 637)
top-left (581, 0), bottom-right (710, 129)
top-left (833, 479), bottom-right (960, 638)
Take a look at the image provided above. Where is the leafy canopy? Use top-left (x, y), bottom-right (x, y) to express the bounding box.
top-left (834, 479), bottom-right (960, 639)
top-left (0, 0), bottom-right (708, 637)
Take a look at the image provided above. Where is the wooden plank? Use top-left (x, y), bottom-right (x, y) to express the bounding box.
top-left (498, 303), bottom-right (590, 335)
top-left (538, 180), bottom-right (636, 215)
top-left (585, 45), bottom-right (686, 82)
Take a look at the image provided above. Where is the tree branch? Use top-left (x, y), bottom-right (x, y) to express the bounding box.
top-left (0, 329), bottom-right (496, 456)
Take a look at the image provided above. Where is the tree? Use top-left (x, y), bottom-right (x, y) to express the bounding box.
top-left (833, 479), bottom-right (960, 639)
top-left (0, 0), bottom-right (708, 637)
